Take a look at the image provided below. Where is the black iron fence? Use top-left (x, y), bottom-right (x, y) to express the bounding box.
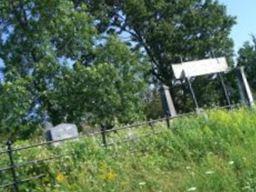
top-left (0, 105), bottom-right (239, 192)
top-left (0, 114), bottom-right (188, 192)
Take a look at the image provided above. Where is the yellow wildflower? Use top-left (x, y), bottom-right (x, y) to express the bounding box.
top-left (101, 169), bottom-right (117, 181)
top-left (99, 162), bottom-right (108, 170)
top-left (56, 172), bottom-right (65, 183)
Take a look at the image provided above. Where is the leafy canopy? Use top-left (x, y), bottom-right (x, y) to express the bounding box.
top-left (78, 0), bottom-right (236, 111)
top-left (237, 36), bottom-right (256, 93)
top-left (0, 1), bottom-right (148, 139)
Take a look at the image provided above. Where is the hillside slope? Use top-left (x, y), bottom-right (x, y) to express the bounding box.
top-left (1, 108), bottom-right (256, 192)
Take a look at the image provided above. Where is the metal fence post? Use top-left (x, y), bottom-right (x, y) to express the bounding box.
top-left (6, 140), bottom-right (19, 192)
top-left (186, 77), bottom-right (199, 111)
top-left (165, 115), bottom-right (170, 129)
top-left (101, 125), bottom-right (107, 148)
top-left (148, 121), bottom-right (156, 133)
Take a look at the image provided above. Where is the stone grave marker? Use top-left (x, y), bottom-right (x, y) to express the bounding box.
top-left (45, 123), bottom-right (79, 144)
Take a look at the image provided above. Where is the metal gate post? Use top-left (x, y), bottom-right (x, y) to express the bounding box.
top-left (218, 72), bottom-right (231, 108)
top-left (185, 77), bottom-right (199, 111)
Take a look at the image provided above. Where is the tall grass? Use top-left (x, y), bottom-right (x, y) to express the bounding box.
top-left (1, 108), bottom-right (256, 191)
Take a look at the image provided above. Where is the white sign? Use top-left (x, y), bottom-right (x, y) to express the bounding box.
top-left (172, 57), bottom-right (229, 79)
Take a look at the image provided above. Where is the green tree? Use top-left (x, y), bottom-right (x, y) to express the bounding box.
top-left (0, 78), bottom-right (35, 139)
top-left (0, 1), bottom-right (148, 139)
top-left (0, 0), bottom-right (96, 138)
top-left (0, 0), bottom-right (95, 77)
top-left (237, 36), bottom-right (256, 93)
top-left (45, 37), bottom-right (148, 127)
top-left (75, 0), bottom-right (236, 111)
top-left (82, 0), bottom-right (236, 78)
top-left (122, 0), bottom-right (236, 111)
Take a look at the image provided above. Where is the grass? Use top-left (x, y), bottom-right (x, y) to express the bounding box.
top-left (1, 108), bottom-right (256, 191)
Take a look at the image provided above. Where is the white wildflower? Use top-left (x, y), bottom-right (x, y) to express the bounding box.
top-left (229, 161), bottom-right (234, 165)
top-left (187, 187), bottom-right (197, 191)
top-left (139, 182), bottom-right (146, 186)
top-left (205, 170), bottom-right (214, 175)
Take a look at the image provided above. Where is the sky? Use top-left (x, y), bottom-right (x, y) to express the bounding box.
top-left (219, 0), bottom-right (256, 56)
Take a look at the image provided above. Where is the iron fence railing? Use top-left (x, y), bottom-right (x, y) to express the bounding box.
top-left (0, 114), bottom-right (181, 192)
top-left (0, 105), bottom-right (240, 192)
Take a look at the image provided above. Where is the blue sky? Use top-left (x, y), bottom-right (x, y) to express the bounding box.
top-left (219, 0), bottom-right (256, 55)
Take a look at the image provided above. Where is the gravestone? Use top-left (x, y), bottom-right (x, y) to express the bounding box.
top-left (45, 123), bottom-right (79, 143)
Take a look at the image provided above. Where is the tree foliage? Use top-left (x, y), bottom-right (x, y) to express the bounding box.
top-left (87, 0), bottom-right (236, 83)
top-left (76, 0), bottom-right (236, 110)
top-left (122, 0), bottom-right (235, 110)
top-left (0, 1), bottom-right (148, 139)
top-left (0, 78), bottom-right (35, 139)
top-left (237, 36), bottom-right (256, 93)
top-left (45, 37), bottom-right (148, 126)
top-left (0, 0), bottom-right (238, 139)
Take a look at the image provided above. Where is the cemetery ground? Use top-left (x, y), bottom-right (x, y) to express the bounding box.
top-left (1, 108), bottom-right (256, 191)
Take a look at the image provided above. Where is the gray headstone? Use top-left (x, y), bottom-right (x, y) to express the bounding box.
top-left (46, 123), bottom-right (79, 143)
